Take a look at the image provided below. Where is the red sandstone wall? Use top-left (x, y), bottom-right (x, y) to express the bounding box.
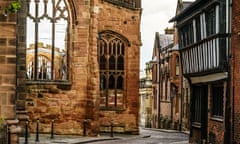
top-left (24, 0), bottom-right (141, 135)
top-left (97, 1), bottom-right (141, 134)
top-left (0, 1), bottom-right (17, 120)
top-left (25, 0), bottom-right (99, 135)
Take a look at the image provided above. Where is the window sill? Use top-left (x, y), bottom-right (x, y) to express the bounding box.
top-left (210, 116), bottom-right (223, 122)
top-left (25, 80), bottom-right (72, 90)
top-left (100, 107), bottom-right (125, 112)
top-left (192, 122), bottom-right (201, 128)
top-left (26, 80), bottom-right (71, 84)
top-left (160, 100), bottom-right (171, 103)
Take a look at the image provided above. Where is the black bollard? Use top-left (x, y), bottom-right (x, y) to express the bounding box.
top-left (83, 119), bottom-right (87, 136)
top-left (25, 121), bottom-right (28, 144)
top-left (8, 126), bottom-right (11, 144)
top-left (110, 121), bottom-right (113, 137)
top-left (50, 120), bottom-right (54, 139)
top-left (35, 119), bottom-right (39, 142)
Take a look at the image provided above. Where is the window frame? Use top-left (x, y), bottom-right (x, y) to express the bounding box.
top-left (211, 83), bottom-right (224, 119)
top-left (175, 56), bottom-right (180, 76)
top-left (194, 16), bottom-right (202, 42)
top-left (26, 0), bottom-right (70, 82)
top-left (98, 31), bottom-right (129, 110)
top-left (205, 6), bottom-right (216, 36)
top-left (192, 86), bottom-right (205, 124)
top-left (179, 21), bottom-right (194, 48)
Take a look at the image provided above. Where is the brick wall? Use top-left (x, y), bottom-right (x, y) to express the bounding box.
top-left (232, 0), bottom-right (240, 142)
top-left (208, 120), bottom-right (225, 144)
top-left (207, 83), bottom-right (226, 144)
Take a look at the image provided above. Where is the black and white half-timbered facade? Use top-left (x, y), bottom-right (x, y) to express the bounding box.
top-left (170, 0), bottom-right (231, 143)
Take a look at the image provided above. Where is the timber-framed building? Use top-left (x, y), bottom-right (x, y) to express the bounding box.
top-left (170, 0), bottom-right (231, 143)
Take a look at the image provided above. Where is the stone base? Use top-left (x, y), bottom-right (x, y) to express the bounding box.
top-left (6, 119), bottom-right (21, 144)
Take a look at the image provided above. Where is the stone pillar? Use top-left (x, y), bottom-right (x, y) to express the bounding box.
top-left (85, 0), bottom-right (100, 136)
top-left (16, 0), bottom-right (29, 135)
top-left (7, 119), bottom-right (21, 144)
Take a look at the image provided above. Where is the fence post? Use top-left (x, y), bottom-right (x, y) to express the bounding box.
top-left (35, 119), bottom-right (39, 142)
top-left (110, 121), bottom-right (113, 137)
top-left (25, 121), bottom-right (28, 144)
top-left (50, 120), bottom-right (54, 139)
top-left (8, 125), bottom-right (11, 144)
top-left (83, 119), bottom-right (87, 136)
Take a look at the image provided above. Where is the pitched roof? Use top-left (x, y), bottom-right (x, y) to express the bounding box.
top-left (169, 0), bottom-right (204, 22)
top-left (152, 32), bottom-right (173, 59)
top-left (159, 34), bottom-right (173, 48)
top-left (182, 2), bottom-right (193, 10)
top-left (171, 44), bottom-right (179, 51)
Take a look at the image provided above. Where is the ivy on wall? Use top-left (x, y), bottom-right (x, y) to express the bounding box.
top-left (0, 1), bottom-right (21, 16)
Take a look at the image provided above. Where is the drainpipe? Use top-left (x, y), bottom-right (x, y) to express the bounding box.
top-left (224, 0), bottom-right (232, 143)
top-left (224, 51), bottom-right (231, 144)
top-left (179, 57), bottom-right (183, 131)
top-left (229, 0), bottom-right (234, 143)
top-left (179, 88), bottom-right (183, 131)
top-left (157, 47), bottom-right (161, 129)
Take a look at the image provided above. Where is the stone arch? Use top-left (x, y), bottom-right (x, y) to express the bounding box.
top-left (16, 0), bottom-right (77, 114)
top-left (97, 30), bottom-right (129, 109)
top-left (99, 30), bottom-right (131, 47)
top-left (66, 0), bottom-right (78, 25)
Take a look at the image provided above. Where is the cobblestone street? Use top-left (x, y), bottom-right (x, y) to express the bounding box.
top-left (91, 128), bottom-right (189, 144)
top-left (18, 128), bottom-right (189, 144)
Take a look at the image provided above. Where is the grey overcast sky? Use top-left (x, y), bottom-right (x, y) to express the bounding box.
top-left (140, 0), bottom-right (195, 71)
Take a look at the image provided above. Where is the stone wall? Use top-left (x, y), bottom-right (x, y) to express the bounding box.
top-left (0, 1), bottom-right (17, 120)
top-left (23, 0), bottom-right (100, 135)
top-left (16, 0), bottom-right (141, 136)
top-left (97, 1), bottom-right (141, 134)
top-left (0, 1), bottom-right (22, 143)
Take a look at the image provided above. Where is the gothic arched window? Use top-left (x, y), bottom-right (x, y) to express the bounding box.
top-left (26, 0), bottom-right (69, 81)
top-left (98, 31), bottom-right (128, 109)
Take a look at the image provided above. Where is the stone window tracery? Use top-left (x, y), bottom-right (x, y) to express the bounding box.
top-left (98, 32), bottom-right (127, 109)
top-left (26, 0), bottom-right (69, 81)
